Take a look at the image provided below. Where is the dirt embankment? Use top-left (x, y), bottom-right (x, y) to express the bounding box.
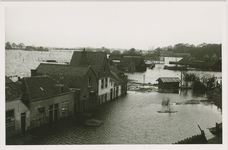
top-left (127, 79), bottom-right (157, 93)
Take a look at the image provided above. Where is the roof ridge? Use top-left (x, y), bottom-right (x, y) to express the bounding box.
top-left (24, 78), bottom-right (31, 100)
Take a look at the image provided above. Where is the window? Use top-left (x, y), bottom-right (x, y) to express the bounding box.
top-left (6, 110), bottom-right (14, 119)
top-left (6, 110), bottom-right (15, 136)
top-left (101, 79), bottom-right (104, 89)
top-left (62, 101), bottom-right (69, 116)
top-left (105, 78), bottom-right (108, 88)
top-left (37, 107), bottom-right (45, 114)
top-left (88, 77), bottom-right (91, 88)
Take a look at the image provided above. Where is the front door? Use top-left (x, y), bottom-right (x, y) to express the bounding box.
top-left (54, 104), bottom-right (58, 122)
top-left (21, 113), bottom-right (26, 134)
top-left (74, 103), bottom-right (78, 114)
top-left (110, 89), bottom-right (113, 100)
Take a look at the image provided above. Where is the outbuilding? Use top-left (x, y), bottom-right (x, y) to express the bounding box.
top-left (156, 77), bottom-right (180, 89)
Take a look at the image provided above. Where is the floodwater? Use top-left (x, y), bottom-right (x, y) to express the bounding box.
top-left (5, 50), bottom-right (222, 144)
top-left (28, 91), bottom-right (221, 144)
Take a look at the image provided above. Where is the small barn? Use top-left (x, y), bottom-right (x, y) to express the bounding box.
top-left (156, 77), bottom-right (180, 89)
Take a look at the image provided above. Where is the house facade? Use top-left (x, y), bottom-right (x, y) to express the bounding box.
top-left (5, 76), bottom-right (30, 137)
top-left (109, 66), bottom-right (128, 100)
top-left (70, 50), bottom-right (112, 105)
top-left (35, 63), bottom-right (98, 113)
top-left (20, 76), bottom-right (74, 130)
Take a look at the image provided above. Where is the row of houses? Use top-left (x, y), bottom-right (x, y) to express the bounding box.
top-left (174, 57), bottom-right (221, 71)
top-left (109, 54), bottom-right (147, 72)
top-left (158, 50), bottom-right (221, 71)
top-left (6, 50), bottom-right (128, 138)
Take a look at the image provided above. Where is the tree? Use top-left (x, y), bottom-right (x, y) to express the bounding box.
top-left (111, 50), bottom-right (121, 55)
top-left (18, 43), bottom-right (25, 50)
top-left (5, 42), bottom-right (12, 49)
top-left (129, 48), bottom-right (136, 54)
top-left (12, 43), bottom-right (18, 49)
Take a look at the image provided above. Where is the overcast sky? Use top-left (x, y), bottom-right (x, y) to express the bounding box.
top-left (5, 2), bottom-right (225, 50)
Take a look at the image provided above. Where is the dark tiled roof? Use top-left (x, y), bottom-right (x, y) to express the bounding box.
top-left (36, 63), bottom-right (91, 88)
top-left (156, 77), bottom-right (180, 83)
top-left (5, 76), bottom-right (14, 84)
top-left (5, 76), bottom-right (21, 101)
top-left (110, 66), bottom-right (128, 84)
top-left (109, 54), bottom-right (123, 60)
top-left (70, 51), bottom-right (107, 73)
top-left (21, 76), bottom-right (71, 101)
top-left (120, 57), bottom-right (145, 67)
top-left (177, 57), bottom-right (221, 67)
top-left (161, 52), bottom-right (191, 57)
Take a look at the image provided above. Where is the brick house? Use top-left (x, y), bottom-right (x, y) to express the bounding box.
top-left (35, 63), bottom-right (98, 113)
top-left (5, 76), bottom-right (30, 137)
top-left (20, 76), bottom-right (74, 129)
top-left (70, 50), bottom-right (112, 105)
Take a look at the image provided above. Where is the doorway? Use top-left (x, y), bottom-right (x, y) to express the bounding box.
top-left (21, 113), bottom-right (26, 134)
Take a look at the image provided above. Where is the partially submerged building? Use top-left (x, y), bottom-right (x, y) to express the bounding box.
top-left (176, 57), bottom-right (221, 71)
top-left (117, 57), bottom-right (147, 72)
top-left (156, 77), bottom-right (180, 90)
top-left (109, 66), bottom-right (128, 99)
top-left (35, 63), bottom-right (98, 112)
top-left (70, 50), bottom-right (112, 104)
top-left (5, 76), bottom-right (30, 137)
top-left (160, 51), bottom-right (191, 70)
top-left (20, 76), bottom-right (74, 129)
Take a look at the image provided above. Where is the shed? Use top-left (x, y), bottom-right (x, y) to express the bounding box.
top-left (156, 77), bottom-right (180, 89)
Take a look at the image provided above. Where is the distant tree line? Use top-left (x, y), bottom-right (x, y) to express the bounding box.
top-left (110, 43), bottom-right (221, 60)
top-left (144, 43), bottom-right (221, 59)
top-left (5, 42), bottom-right (48, 51)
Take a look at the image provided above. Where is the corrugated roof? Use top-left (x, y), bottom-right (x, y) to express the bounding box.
top-left (156, 77), bottom-right (180, 83)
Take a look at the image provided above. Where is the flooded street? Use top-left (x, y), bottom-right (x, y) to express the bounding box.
top-left (5, 50), bottom-right (222, 144)
top-left (24, 91), bottom-right (221, 144)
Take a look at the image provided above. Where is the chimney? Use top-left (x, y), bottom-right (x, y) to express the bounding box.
top-left (80, 48), bottom-right (88, 65)
top-left (31, 69), bottom-right (37, 77)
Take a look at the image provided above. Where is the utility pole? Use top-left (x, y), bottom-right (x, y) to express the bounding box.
top-left (143, 74), bottom-right (145, 86)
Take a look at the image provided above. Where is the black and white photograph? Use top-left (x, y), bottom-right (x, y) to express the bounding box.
top-left (1, 1), bottom-right (227, 150)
